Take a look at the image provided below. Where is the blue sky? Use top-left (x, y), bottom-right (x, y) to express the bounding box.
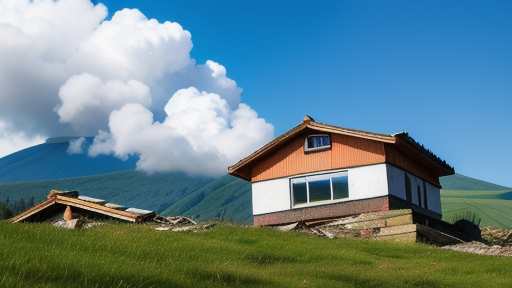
top-left (1, 0), bottom-right (510, 186)
top-left (100, 0), bottom-right (511, 186)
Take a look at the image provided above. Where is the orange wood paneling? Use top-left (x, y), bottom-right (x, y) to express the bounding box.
top-left (251, 133), bottom-right (386, 182)
top-left (331, 134), bottom-right (386, 168)
top-left (384, 144), bottom-right (440, 186)
top-left (251, 136), bottom-right (331, 181)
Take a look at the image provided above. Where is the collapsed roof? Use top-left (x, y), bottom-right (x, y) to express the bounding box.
top-left (10, 190), bottom-right (156, 223)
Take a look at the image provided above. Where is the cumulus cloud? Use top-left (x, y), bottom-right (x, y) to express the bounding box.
top-left (89, 87), bottom-right (273, 176)
top-left (0, 121), bottom-right (46, 158)
top-left (0, 0), bottom-right (274, 175)
top-left (55, 73), bottom-right (151, 134)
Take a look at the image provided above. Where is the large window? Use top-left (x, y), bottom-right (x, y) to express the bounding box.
top-left (304, 134), bottom-right (331, 152)
top-left (291, 172), bottom-right (349, 206)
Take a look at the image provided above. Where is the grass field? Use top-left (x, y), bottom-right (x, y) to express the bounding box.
top-left (441, 189), bottom-right (512, 228)
top-left (1, 221), bottom-right (512, 288)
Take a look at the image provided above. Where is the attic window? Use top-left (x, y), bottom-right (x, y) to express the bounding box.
top-left (304, 134), bottom-right (331, 152)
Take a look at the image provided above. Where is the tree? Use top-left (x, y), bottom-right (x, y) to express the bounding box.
top-left (0, 202), bottom-right (13, 220)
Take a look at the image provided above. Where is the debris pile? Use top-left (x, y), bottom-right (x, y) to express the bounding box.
top-left (442, 241), bottom-right (512, 257)
top-left (52, 218), bottom-right (104, 229)
top-left (272, 210), bottom-right (417, 242)
top-left (153, 216), bottom-right (215, 232)
top-left (481, 226), bottom-right (512, 246)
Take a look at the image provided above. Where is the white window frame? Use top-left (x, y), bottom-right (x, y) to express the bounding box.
top-left (304, 134), bottom-right (331, 152)
top-left (290, 171), bottom-right (349, 207)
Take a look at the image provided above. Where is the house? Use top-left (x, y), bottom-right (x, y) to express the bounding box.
top-left (10, 190), bottom-right (156, 224)
top-left (228, 116), bottom-right (455, 227)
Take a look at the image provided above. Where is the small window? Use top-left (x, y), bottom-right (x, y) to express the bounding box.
top-left (291, 172), bottom-right (349, 206)
top-left (304, 134), bottom-right (331, 152)
top-left (423, 181), bottom-right (428, 209)
top-left (404, 173), bottom-right (412, 202)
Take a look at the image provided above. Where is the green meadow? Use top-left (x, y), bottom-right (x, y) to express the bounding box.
top-left (441, 189), bottom-right (512, 228)
top-left (1, 221), bottom-right (511, 288)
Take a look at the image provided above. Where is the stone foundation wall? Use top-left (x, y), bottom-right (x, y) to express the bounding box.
top-left (254, 196), bottom-right (390, 226)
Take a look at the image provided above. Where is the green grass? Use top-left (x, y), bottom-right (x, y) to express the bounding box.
top-left (1, 221), bottom-right (512, 288)
top-left (441, 189), bottom-right (512, 228)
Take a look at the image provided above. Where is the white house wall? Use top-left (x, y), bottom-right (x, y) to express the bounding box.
top-left (252, 178), bottom-right (291, 215)
top-left (386, 164), bottom-right (442, 214)
top-left (252, 164), bottom-right (389, 216)
top-left (347, 164), bottom-right (389, 201)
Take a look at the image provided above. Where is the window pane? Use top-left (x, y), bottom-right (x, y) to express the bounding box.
top-left (292, 179), bottom-right (307, 205)
top-left (308, 178), bottom-right (331, 202)
top-left (332, 175), bottom-right (349, 199)
top-left (306, 135), bottom-right (330, 149)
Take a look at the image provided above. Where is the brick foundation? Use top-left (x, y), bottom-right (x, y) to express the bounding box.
top-left (253, 196), bottom-right (391, 226)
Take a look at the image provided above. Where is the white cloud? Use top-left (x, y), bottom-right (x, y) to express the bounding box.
top-left (55, 73), bottom-right (151, 134)
top-left (0, 0), bottom-right (274, 175)
top-left (67, 137), bottom-right (86, 155)
top-left (0, 121), bottom-right (46, 158)
top-left (90, 88), bottom-right (274, 176)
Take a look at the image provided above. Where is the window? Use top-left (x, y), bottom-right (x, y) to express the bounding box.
top-left (404, 173), bottom-right (412, 202)
top-left (304, 134), bottom-right (331, 152)
top-left (423, 181), bottom-right (428, 209)
top-left (291, 172), bottom-right (349, 206)
top-left (417, 186), bottom-right (422, 207)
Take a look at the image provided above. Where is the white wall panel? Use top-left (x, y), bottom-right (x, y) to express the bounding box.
top-left (252, 178), bottom-right (290, 215)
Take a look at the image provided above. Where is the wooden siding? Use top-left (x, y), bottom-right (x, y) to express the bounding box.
top-left (384, 144), bottom-right (440, 186)
top-left (331, 134), bottom-right (386, 168)
top-left (251, 133), bottom-right (386, 182)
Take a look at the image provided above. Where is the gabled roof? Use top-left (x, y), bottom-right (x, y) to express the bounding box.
top-left (10, 190), bottom-right (156, 223)
top-left (228, 116), bottom-right (454, 181)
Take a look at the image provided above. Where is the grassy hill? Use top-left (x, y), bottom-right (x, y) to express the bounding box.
top-left (0, 170), bottom-right (214, 213)
top-left (161, 174), bottom-right (253, 225)
top-left (439, 174), bottom-right (512, 228)
top-left (1, 221), bottom-right (511, 288)
top-left (440, 173), bottom-right (510, 190)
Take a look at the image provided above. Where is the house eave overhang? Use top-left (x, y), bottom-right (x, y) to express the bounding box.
top-left (228, 117), bottom-right (455, 182)
top-left (227, 119), bottom-right (396, 181)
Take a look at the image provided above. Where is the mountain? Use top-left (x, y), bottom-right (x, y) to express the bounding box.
top-left (440, 173), bottom-right (510, 191)
top-left (0, 169), bottom-right (214, 213)
top-left (160, 174), bottom-right (253, 225)
top-left (0, 137), bottom-right (137, 183)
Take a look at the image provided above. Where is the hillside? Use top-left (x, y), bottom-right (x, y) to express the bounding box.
top-left (0, 137), bottom-right (137, 183)
top-left (0, 170), bottom-right (214, 213)
top-left (440, 173), bottom-right (510, 191)
top-left (2, 222), bottom-right (512, 288)
top-left (161, 174), bottom-right (253, 225)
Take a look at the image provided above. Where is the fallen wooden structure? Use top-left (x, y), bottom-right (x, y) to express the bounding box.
top-left (10, 190), bottom-right (156, 224)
